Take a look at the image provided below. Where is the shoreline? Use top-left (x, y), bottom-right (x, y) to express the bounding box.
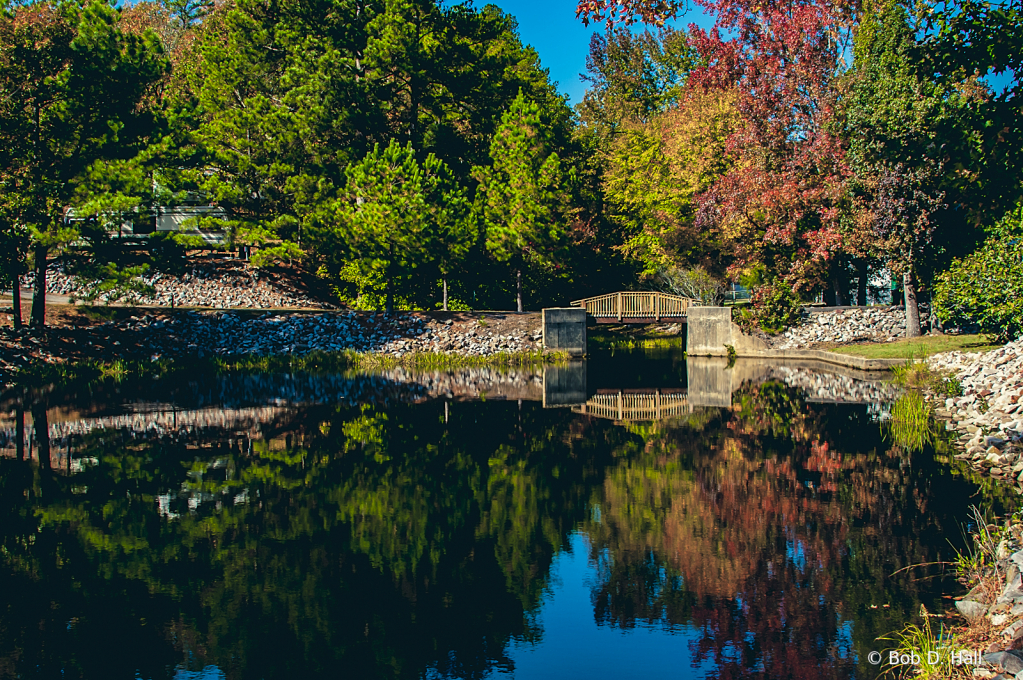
top-left (0, 306), bottom-right (554, 391)
top-left (884, 338), bottom-right (1023, 678)
top-left (924, 339), bottom-right (1023, 484)
top-left (1, 348), bottom-right (571, 397)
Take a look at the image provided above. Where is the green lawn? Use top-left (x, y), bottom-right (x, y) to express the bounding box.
top-left (827, 334), bottom-right (1001, 359)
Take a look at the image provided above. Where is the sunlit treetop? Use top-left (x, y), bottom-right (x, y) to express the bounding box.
top-left (576, 0), bottom-right (686, 27)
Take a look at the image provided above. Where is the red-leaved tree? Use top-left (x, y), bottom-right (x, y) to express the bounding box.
top-left (580, 0), bottom-right (857, 297)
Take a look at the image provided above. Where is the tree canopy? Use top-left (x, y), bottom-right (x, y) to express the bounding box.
top-left (2, 0), bottom-right (1021, 337)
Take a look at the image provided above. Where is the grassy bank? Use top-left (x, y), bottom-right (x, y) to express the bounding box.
top-left (829, 334), bottom-right (1000, 360)
top-left (6, 357), bottom-right (180, 394)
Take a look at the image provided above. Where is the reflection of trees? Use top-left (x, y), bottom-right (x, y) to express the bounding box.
top-left (0, 400), bottom-right (634, 679)
top-left (582, 381), bottom-right (1015, 680)
top-left (0, 379), bottom-right (1017, 679)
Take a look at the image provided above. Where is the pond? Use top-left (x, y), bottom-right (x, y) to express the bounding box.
top-left (0, 347), bottom-right (1014, 679)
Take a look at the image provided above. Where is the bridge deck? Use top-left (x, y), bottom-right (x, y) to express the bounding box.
top-left (571, 291), bottom-right (695, 323)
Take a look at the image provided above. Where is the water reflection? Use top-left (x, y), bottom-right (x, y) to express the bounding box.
top-left (0, 350), bottom-right (1014, 680)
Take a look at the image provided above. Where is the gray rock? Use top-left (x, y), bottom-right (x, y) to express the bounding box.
top-left (1003, 620), bottom-right (1023, 639)
top-left (958, 599), bottom-right (990, 620)
top-left (969, 583), bottom-right (994, 603)
top-left (984, 650), bottom-right (1023, 675)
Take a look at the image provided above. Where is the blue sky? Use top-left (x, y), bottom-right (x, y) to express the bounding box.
top-left (488, 0), bottom-right (716, 106)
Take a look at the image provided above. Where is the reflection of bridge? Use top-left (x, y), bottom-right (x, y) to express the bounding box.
top-left (571, 291), bottom-right (695, 323)
top-left (571, 389), bottom-right (690, 421)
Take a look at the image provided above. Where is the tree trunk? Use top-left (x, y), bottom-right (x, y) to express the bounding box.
top-left (928, 288), bottom-right (943, 334)
top-left (830, 265), bottom-right (847, 306)
top-left (903, 271), bottom-right (921, 338)
top-left (15, 405), bottom-right (25, 461)
top-left (30, 244), bottom-right (47, 329)
top-left (442, 278), bottom-right (448, 312)
top-left (385, 276), bottom-right (394, 313)
top-left (32, 403), bottom-right (50, 471)
top-left (856, 260), bottom-right (868, 306)
top-left (516, 268), bottom-right (523, 313)
top-left (12, 281), bottom-right (22, 329)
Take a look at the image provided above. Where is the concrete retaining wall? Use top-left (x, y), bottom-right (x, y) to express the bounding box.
top-left (542, 308), bottom-right (587, 356)
top-left (686, 306), bottom-right (904, 371)
top-left (686, 306), bottom-right (771, 356)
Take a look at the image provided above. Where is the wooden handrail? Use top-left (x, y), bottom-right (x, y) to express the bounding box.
top-left (570, 291), bottom-right (695, 319)
top-left (572, 389), bottom-right (690, 421)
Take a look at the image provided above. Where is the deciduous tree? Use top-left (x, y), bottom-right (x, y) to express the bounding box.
top-left (578, 0), bottom-right (857, 299)
top-left (842, 0), bottom-right (985, 336)
top-left (603, 88), bottom-right (738, 278)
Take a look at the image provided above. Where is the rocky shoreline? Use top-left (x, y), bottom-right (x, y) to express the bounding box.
top-left (948, 512), bottom-right (1023, 679)
top-left (926, 338), bottom-right (1023, 485)
top-left (910, 338), bottom-right (1023, 677)
top-left (0, 309), bottom-right (546, 389)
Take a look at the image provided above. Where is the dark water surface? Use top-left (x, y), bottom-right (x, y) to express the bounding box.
top-left (0, 348), bottom-right (1015, 680)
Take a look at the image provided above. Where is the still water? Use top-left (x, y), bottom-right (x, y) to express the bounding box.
top-left (0, 348), bottom-right (1014, 679)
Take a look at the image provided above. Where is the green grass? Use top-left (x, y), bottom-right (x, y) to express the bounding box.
top-left (10, 357), bottom-right (179, 392)
top-left (877, 614), bottom-right (970, 679)
top-left (588, 328), bottom-right (685, 350)
top-left (212, 350), bottom-right (361, 374)
top-left (828, 334), bottom-right (1001, 360)
top-left (886, 391), bottom-right (937, 452)
top-left (355, 349), bottom-right (565, 370)
top-left (600, 337), bottom-right (684, 350)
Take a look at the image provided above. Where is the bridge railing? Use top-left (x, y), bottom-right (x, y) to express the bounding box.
top-left (570, 291), bottom-right (694, 320)
top-left (572, 390), bottom-right (690, 421)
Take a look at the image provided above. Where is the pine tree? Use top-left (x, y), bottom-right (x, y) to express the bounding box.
top-left (476, 93), bottom-right (566, 313)
top-left (329, 140), bottom-right (467, 311)
top-left (0, 0), bottom-right (168, 327)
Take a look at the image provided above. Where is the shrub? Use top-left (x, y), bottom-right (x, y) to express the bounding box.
top-left (330, 262), bottom-right (413, 310)
top-left (657, 265), bottom-right (725, 305)
top-left (733, 280), bottom-right (802, 334)
top-left (933, 209), bottom-right (1023, 343)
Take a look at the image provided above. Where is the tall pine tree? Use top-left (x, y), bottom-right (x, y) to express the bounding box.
top-left (475, 92), bottom-right (567, 313)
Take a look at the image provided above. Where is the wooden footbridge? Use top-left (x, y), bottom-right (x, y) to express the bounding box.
top-left (571, 389), bottom-right (690, 421)
top-left (571, 291), bottom-right (695, 323)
